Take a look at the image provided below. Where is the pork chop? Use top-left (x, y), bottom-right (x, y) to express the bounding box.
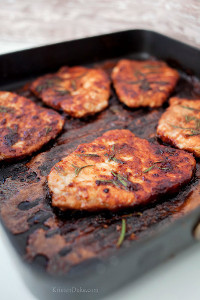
top-left (111, 59), bottom-right (179, 108)
top-left (48, 129), bottom-right (195, 211)
top-left (157, 97), bottom-right (200, 157)
top-left (30, 66), bottom-right (110, 118)
top-left (0, 91), bottom-right (64, 161)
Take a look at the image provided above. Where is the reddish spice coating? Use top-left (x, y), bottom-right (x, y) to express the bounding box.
top-left (30, 66), bottom-right (111, 118)
top-left (0, 91), bottom-right (64, 161)
top-left (48, 129), bottom-right (195, 211)
top-left (111, 59), bottom-right (179, 108)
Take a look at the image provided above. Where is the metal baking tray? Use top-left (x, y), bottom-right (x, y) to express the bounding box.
top-left (0, 29), bottom-right (200, 300)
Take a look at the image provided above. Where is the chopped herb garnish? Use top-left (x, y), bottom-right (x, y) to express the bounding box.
top-left (72, 164), bottom-right (94, 176)
top-left (54, 166), bottom-right (65, 174)
top-left (71, 80), bottom-right (77, 90)
top-left (96, 170), bottom-right (134, 191)
top-left (169, 123), bottom-right (200, 136)
top-left (143, 165), bottom-right (155, 173)
top-left (0, 106), bottom-right (14, 113)
top-left (117, 219), bottom-right (126, 247)
top-left (111, 171), bottom-right (128, 188)
top-left (180, 105), bottom-right (200, 112)
top-left (111, 157), bottom-right (125, 164)
top-left (55, 89), bottom-right (71, 96)
top-left (143, 161), bottom-right (166, 173)
top-left (45, 127), bottom-right (52, 135)
top-left (76, 154), bottom-right (100, 158)
top-left (170, 124), bottom-right (191, 130)
top-left (96, 179), bottom-right (121, 188)
top-left (185, 115), bottom-right (200, 129)
top-left (104, 144), bottom-right (124, 164)
top-left (36, 78), bottom-right (62, 92)
top-left (158, 167), bottom-right (170, 171)
top-left (185, 130), bottom-right (200, 136)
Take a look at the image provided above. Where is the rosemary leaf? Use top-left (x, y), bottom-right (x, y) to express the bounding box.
top-left (111, 157), bottom-right (125, 164)
top-left (54, 166), bottom-right (65, 174)
top-left (180, 105), bottom-right (200, 112)
top-left (143, 165), bottom-right (155, 173)
top-left (117, 219), bottom-right (126, 247)
top-left (36, 78), bottom-right (62, 92)
top-left (55, 89), bottom-right (71, 96)
top-left (143, 161), bottom-right (166, 173)
top-left (111, 171), bottom-right (128, 188)
top-left (96, 179), bottom-right (121, 188)
top-left (169, 123), bottom-right (200, 135)
top-left (76, 154), bottom-right (100, 158)
top-left (45, 126), bottom-right (52, 135)
top-left (185, 115), bottom-right (195, 123)
top-left (72, 164), bottom-right (94, 176)
top-left (104, 144), bottom-right (124, 164)
top-left (186, 131), bottom-right (200, 136)
top-left (169, 124), bottom-right (194, 130)
top-left (0, 106), bottom-right (14, 113)
top-left (71, 80), bottom-right (77, 90)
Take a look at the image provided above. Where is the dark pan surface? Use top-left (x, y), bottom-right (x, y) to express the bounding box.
top-left (1, 53), bottom-right (200, 276)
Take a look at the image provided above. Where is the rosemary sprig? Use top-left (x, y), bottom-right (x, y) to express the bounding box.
top-left (143, 161), bottom-right (166, 173)
top-left (117, 219), bottom-right (126, 247)
top-left (169, 124), bottom-right (200, 136)
top-left (71, 80), bottom-right (77, 90)
top-left (45, 126), bottom-right (52, 135)
top-left (36, 78), bottom-right (61, 92)
top-left (96, 179), bottom-right (121, 188)
top-left (104, 144), bottom-right (124, 164)
top-left (185, 115), bottom-right (200, 129)
top-left (54, 166), bottom-right (65, 174)
top-left (96, 170), bottom-right (131, 190)
top-left (111, 171), bottom-right (128, 188)
top-left (72, 164), bottom-right (94, 176)
top-left (185, 130), bottom-right (200, 136)
top-left (170, 124), bottom-right (193, 130)
top-left (76, 154), bottom-right (100, 158)
top-left (0, 106), bottom-right (15, 113)
top-left (143, 165), bottom-right (154, 173)
top-left (104, 153), bottom-right (124, 164)
top-left (180, 105), bottom-right (200, 112)
top-left (55, 89), bottom-right (71, 96)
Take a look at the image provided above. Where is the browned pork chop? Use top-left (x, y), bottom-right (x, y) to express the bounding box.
top-left (0, 91), bottom-right (64, 161)
top-left (48, 129), bottom-right (195, 211)
top-left (111, 59), bottom-right (179, 108)
top-left (157, 97), bottom-right (200, 157)
top-left (30, 66), bottom-right (110, 118)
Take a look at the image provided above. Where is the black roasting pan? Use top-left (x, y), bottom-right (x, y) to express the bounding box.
top-left (0, 30), bottom-right (200, 300)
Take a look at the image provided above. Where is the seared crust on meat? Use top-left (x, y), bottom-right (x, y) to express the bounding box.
top-left (0, 91), bottom-right (64, 161)
top-left (48, 129), bottom-right (195, 211)
top-left (157, 97), bottom-right (200, 157)
top-left (30, 66), bottom-right (110, 118)
top-left (111, 59), bottom-right (179, 108)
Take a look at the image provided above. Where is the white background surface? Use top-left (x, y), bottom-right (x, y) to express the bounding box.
top-left (0, 1), bottom-right (200, 299)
